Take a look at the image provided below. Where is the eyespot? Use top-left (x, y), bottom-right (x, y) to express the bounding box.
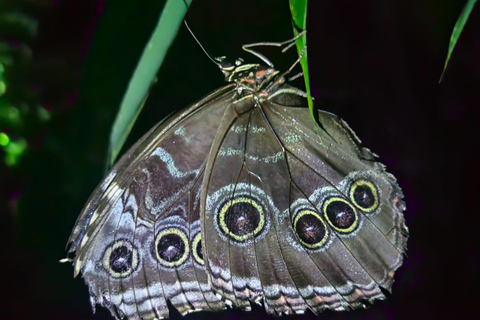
top-left (349, 179), bottom-right (379, 212)
top-left (103, 239), bottom-right (139, 278)
top-left (217, 196), bottom-right (265, 242)
top-left (323, 197), bottom-right (359, 234)
top-left (155, 228), bottom-right (189, 268)
top-left (293, 209), bottom-right (329, 249)
top-left (192, 232), bottom-right (204, 266)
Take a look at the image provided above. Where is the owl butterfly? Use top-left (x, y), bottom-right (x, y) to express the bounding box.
top-left (65, 32), bottom-right (408, 320)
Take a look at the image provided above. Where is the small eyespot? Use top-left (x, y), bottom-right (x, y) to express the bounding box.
top-left (155, 228), bottom-right (189, 268)
top-left (349, 179), bottom-right (379, 213)
top-left (192, 232), bottom-right (204, 266)
top-left (293, 209), bottom-right (329, 249)
top-left (103, 240), bottom-right (138, 278)
top-left (218, 196), bottom-right (265, 242)
top-left (323, 197), bottom-right (359, 234)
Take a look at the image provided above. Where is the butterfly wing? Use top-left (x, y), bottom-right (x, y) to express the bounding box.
top-left (201, 90), bottom-right (408, 315)
top-left (66, 85), bottom-right (236, 320)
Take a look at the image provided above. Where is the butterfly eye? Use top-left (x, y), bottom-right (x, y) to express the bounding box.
top-left (218, 196), bottom-right (266, 242)
top-left (349, 180), bottom-right (379, 213)
top-left (192, 232), bottom-right (204, 266)
top-left (102, 240), bottom-right (139, 278)
top-left (154, 228), bottom-right (190, 268)
top-left (322, 197), bottom-right (359, 234)
top-left (293, 209), bottom-right (329, 249)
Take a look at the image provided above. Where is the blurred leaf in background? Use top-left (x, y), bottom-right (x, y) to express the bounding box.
top-left (0, 3), bottom-right (46, 168)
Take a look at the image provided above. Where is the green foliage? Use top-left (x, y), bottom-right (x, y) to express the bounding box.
top-left (0, 8), bottom-right (47, 167)
top-left (289, 0), bottom-right (314, 123)
top-left (0, 131), bottom-right (9, 146)
top-left (440, 0), bottom-right (477, 81)
top-left (107, 0), bottom-right (193, 168)
top-left (3, 138), bottom-right (27, 166)
top-left (0, 64), bottom-right (6, 96)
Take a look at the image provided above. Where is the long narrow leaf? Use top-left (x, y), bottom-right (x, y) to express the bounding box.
top-left (440, 0), bottom-right (477, 82)
top-left (107, 0), bottom-right (192, 167)
top-left (289, 0), bottom-right (314, 123)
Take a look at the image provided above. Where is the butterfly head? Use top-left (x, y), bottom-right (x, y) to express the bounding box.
top-left (215, 56), bottom-right (283, 102)
top-left (216, 56), bottom-right (278, 84)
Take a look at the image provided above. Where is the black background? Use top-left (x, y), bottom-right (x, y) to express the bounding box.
top-left (1, 0), bottom-right (479, 320)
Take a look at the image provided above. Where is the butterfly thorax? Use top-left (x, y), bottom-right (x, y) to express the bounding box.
top-left (219, 60), bottom-right (303, 114)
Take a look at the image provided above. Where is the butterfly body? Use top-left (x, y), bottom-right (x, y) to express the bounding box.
top-left (67, 57), bottom-right (407, 320)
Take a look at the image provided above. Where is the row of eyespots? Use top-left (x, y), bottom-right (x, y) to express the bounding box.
top-left (294, 179), bottom-right (379, 249)
top-left (102, 180), bottom-right (379, 275)
top-left (103, 230), bottom-right (204, 278)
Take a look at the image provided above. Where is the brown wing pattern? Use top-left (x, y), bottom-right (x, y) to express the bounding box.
top-left (201, 93), bottom-right (407, 315)
top-left (66, 85), bottom-right (235, 320)
top-left (67, 60), bottom-right (407, 319)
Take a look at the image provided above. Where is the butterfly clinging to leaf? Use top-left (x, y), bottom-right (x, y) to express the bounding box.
top-left (65, 29), bottom-right (408, 320)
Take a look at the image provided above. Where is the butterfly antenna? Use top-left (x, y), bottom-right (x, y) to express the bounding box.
top-left (184, 21), bottom-right (222, 68)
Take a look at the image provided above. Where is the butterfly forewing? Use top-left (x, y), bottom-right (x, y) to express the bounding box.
top-left (67, 85), bottom-right (237, 319)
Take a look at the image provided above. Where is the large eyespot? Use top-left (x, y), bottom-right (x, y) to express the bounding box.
top-left (103, 240), bottom-right (139, 278)
top-left (293, 209), bottom-right (329, 249)
top-left (155, 228), bottom-right (189, 268)
top-left (218, 196), bottom-right (265, 242)
top-left (323, 197), bottom-right (359, 234)
top-left (192, 232), bottom-right (204, 266)
top-left (349, 179), bottom-right (379, 213)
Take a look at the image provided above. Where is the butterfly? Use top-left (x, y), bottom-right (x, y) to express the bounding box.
top-left (65, 33), bottom-right (408, 320)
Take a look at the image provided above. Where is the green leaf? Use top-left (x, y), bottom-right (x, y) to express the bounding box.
top-left (440, 0), bottom-right (477, 82)
top-left (107, 0), bottom-right (193, 168)
top-left (289, 0), bottom-right (314, 123)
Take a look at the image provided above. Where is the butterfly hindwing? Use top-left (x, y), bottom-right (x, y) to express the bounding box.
top-left (201, 89), bottom-right (407, 315)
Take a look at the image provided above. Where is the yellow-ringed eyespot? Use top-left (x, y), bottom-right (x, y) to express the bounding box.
top-left (323, 197), bottom-right (359, 234)
top-left (103, 239), bottom-right (139, 278)
top-left (293, 209), bottom-right (329, 249)
top-left (192, 232), bottom-right (204, 266)
top-left (155, 227), bottom-right (189, 268)
top-left (349, 179), bottom-right (379, 213)
top-left (218, 196), bottom-right (265, 242)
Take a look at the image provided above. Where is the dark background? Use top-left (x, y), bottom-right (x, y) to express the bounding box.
top-left (1, 0), bottom-right (478, 319)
